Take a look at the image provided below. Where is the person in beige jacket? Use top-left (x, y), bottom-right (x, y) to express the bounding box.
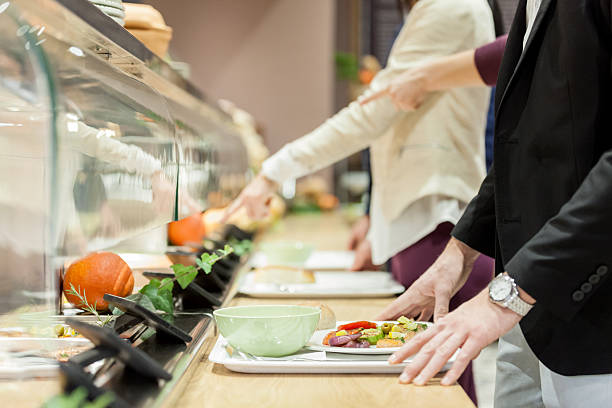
top-left (226, 0), bottom-right (494, 402)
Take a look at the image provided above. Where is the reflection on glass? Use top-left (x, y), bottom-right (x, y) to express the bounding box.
top-left (0, 3), bottom-right (54, 323)
top-left (45, 34), bottom-right (178, 255)
top-left (0, 0), bottom-right (250, 346)
top-left (169, 100), bottom-right (249, 219)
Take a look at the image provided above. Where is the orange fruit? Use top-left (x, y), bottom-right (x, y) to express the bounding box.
top-left (167, 213), bottom-right (207, 246)
top-left (317, 193), bottom-right (339, 211)
top-left (63, 252), bottom-right (134, 311)
top-left (358, 69), bottom-right (375, 85)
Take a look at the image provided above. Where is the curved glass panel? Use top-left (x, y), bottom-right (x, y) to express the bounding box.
top-left (169, 100), bottom-right (249, 219)
top-left (42, 35), bottom-right (177, 255)
top-left (0, 3), bottom-right (55, 327)
top-left (207, 123), bottom-right (250, 209)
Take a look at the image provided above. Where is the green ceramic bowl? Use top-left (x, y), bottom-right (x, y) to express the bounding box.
top-left (258, 241), bottom-right (314, 267)
top-left (213, 305), bottom-right (321, 357)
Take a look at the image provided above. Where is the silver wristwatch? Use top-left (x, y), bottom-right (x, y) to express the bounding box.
top-left (488, 273), bottom-right (534, 316)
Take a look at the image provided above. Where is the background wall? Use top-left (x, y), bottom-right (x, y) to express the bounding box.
top-left (147, 0), bottom-right (336, 155)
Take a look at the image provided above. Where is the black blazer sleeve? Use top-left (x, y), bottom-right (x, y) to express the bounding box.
top-left (451, 166), bottom-right (497, 258)
top-left (506, 150), bottom-right (612, 321)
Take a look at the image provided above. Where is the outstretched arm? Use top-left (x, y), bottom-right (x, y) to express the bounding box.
top-left (361, 35), bottom-right (508, 110)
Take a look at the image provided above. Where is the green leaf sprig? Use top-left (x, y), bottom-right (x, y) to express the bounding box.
top-left (227, 238), bottom-right (253, 257)
top-left (137, 245), bottom-right (234, 315)
top-left (43, 386), bottom-right (114, 408)
top-left (65, 283), bottom-right (113, 327)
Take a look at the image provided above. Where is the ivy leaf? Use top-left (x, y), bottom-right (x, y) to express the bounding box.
top-left (84, 393), bottom-right (115, 408)
top-left (43, 387), bottom-right (114, 408)
top-left (139, 279), bottom-right (173, 315)
top-left (172, 264), bottom-right (198, 289)
top-left (229, 238), bottom-right (252, 256)
top-left (124, 293), bottom-right (157, 313)
top-left (219, 244), bottom-right (234, 257)
top-left (159, 277), bottom-right (175, 293)
top-left (195, 256), bottom-right (212, 274)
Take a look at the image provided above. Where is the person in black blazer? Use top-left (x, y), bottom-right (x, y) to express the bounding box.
top-left (377, 0), bottom-right (612, 405)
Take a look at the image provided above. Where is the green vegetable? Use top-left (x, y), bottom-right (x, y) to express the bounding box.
top-left (381, 323), bottom-right (393, 334)
top-left (397, 316), bottom-right (410, 325)
top-left (404, 320), bottom-right (418, 331)
top-left (389, 331), bottom-right (406, 340)
top-left (360, 328), bottom-right (383, 345)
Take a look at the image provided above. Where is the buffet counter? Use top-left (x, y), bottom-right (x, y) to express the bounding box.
top-left (172, 213), bottom-right (475, 408)
top-left (0, 213), bottom-right (474, 407)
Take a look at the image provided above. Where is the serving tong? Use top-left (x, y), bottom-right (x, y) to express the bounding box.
top-left (103, 294), bottom-right (192, 343)
top-left (59, 318), bottom-right (173, 408)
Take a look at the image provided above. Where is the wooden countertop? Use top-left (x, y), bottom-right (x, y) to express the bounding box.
top-left (173, 213), bottom-right (475, 408)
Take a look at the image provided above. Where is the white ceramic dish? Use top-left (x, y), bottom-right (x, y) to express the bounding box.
top-left (250, 250), bottom-right (356, 270)
top-left (89, 0), bottom-right (124, 10)
top-left (239, 271), bottom-right (405, 298)
top-left (110, 16), bottom-right (125, 26)
top-left (209, 335), bottom-right (454, 374)
top-left (93, 4), bottom-right (126, 18)
top-left (305, 321), bottom-right (432, 354)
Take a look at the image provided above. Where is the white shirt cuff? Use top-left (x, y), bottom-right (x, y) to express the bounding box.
top-left (260, 145), bottom-right (310, 184)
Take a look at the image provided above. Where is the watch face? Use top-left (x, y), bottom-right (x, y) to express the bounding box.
top-left (490, 277), bottom-right (513, 302)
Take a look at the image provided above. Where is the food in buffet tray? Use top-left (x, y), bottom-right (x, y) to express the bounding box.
top-left (253, 265), bottom-right (315, 284)
top-left (167, 212), bottom-right (207, 246)
top-left (54, 325), bottom-right (81, 338)
top-left (298, 302), bottom-right (336, 330)
top-left (322, 317), bottom-right (428, 348)
top-left (63, 252), bottom-right (134, 311)
top-left (292, 177), bottom-right (340, 212)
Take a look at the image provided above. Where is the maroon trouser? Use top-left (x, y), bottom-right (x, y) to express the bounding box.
top-left (390, 222), bottom-right (494, 406)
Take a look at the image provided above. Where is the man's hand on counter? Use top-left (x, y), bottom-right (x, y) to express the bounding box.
top-left (375, 237), bottom-right (480, 322)
top-left (388, 288), bottom-right (522, 387)
top-left (223, 174), bottom-right (278, 222)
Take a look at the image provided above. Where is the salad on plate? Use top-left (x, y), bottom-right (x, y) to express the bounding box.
top-left (321, 317), bottom-right (428, 349)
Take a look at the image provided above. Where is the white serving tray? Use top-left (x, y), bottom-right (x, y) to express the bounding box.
top-left (250, 250), bottom-right (356, 270)
top-left (209, 336), bottom-right (454, 374)
top-left (238, 271), bottom-right (405, 298)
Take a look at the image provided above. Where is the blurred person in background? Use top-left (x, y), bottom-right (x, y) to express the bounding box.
top-left (225, 0), bottom-right (495, 402)
top-left (349, 0), bottom-right (506, 272)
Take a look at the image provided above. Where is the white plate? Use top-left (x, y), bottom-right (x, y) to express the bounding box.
top-left (89, 0), bottom-right (123, 8)
top-left (305, 321), bottom-right (432, 354)
top-left (93, 4), bottom-right (126, 18)
top-left (110, 16), bottom-right (125, 26)
top-left (209, 335), bottom-right (454, 374)
top-left (239, 271), bottom-right (405, 298)
top-left (250, 250), bottom-right (356, 270)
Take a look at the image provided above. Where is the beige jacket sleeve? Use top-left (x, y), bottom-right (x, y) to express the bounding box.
top-left (261, 0), bottom-right (488, 184)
